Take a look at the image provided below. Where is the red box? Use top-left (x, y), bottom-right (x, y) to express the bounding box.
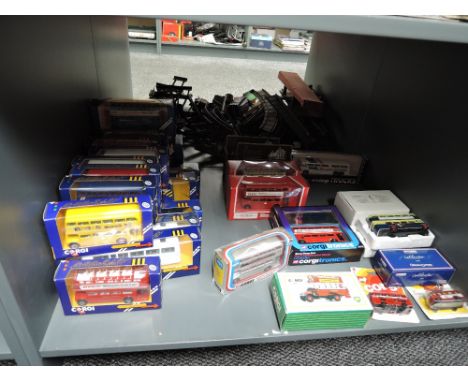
top-left (162, 20), bottom-right (181, 42)
top-left (225, 161), bottom-right (309, 220)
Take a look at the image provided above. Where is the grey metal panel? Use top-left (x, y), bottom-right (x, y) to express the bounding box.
top-left (156, 16), bottom-right (468, 44)
top-left (0, 16), bottom-right (132, 364)
top-left (39, 168), bottom-right (468, 358)
top-left (91, 16), bottom-right (133, 98)
top-left (0, 331), bottom-right (11, 360)
top-left (307, 32), bottom-right (468, 291)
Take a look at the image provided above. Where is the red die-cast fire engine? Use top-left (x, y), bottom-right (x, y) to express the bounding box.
top-left (369, 292), bottom-right (413, 314)
top-left (300, 275), bottom-right (351, 302)
top-left (70, 265), bottom-right (151, 306)
top-left (293, 225), bottom-right (347, 244)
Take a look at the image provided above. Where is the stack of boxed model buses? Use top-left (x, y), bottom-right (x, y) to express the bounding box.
top-left (42, 99), bottom-right (466, 331)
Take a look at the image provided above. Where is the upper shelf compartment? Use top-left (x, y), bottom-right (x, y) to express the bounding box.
top-left (155, 16), bottom-right (468, 45)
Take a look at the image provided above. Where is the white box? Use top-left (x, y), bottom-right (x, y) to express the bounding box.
top-left (334, 190), bottom-right (410, 226)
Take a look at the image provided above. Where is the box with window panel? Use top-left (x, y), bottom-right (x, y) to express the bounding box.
top-left (225, 160), bottom-right (309, 220)
top-left (270, 205), bottom-right (364, 265)
top-left (291, 150), bottom-right (366, 184)
top-left (43, 196), bottom-right (154, 261)
top-left (213, 228), bottom-right (293, 294)
top-left (69, 156), bottom-right (159, 178)
top-left (93, 98), bottom-right (174, 132)
top-left (59, 175), bottom-right (159, 201)
top-left (54, 256), bottom-right (161, 315)
top-left (153, 211), bottom-right (201, 232)
top-left (158, 192), bottom-right (203, 223)
top-left (80, 226), bottom-right (201, 279)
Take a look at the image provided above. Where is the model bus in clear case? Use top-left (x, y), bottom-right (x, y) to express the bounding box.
top-left (213, 228), bottom-right (293, 293)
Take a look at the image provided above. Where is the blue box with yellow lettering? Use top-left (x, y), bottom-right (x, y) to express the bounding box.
top-left (158, 191), bottom-right (203, 222)
top-left (43, 196), bottom-right (154, 261)
top-left (153, 226), bottom-right (201, 279)
top-left (69, 156), bottom-right (159, 179)
top-left (54, 256), bottom-right (161, 315)
top-left (159, 153), bottom-right (170, 188)
top-left (153, 212), bottom-right (201, 232)
top-left (59, 175), bottom-right (159, 201)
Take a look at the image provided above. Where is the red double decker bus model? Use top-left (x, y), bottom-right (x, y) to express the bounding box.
top-left (239, 181), bottom-right (301, 211)
top-left (293, 225), bottom-right (347, 244)
top-left (71, 265), bottom-right (151, 307)
top-left (369, 292), bottom-right (413, 314)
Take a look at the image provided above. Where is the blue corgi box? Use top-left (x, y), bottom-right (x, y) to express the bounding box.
top-left (158, 192), bottom-right (203, 222)
top-left (69, 156), bottom-right (159, 178)
top-left (59, 175), bottom-right (159, 201)
top-left (153, 226), bottom-right (201, 279)
top-left (54, 256), bottom-right (161, 315)
top-left (43, 195), bottom-right (154, 261)
top-left (372, 248), bottom-right (455, 287)
top-left (270, 205), bottom-right (364, 265)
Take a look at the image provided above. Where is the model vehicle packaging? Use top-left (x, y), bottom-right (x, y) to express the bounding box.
top-left (158, 191), bottom-right (203, 222)
top-left (153, 226), bottom-right (201, 278)
top-left (93, 147), bottom-right (159, 158)
top-left (406, 284), bottom-right (468, 320)
top-left (167, 162), bottom-right (201, 196)
top-left (159, 153), bottom-right (170, 187)
top-left (69, 156), bottom-right (159, 178)
top-left (153, 212), bottom-right (201, 232)
top-left (164, 166), bottom-right (201, 202)
top-left (334, 190), bottom-right (410, 227)
top-left (54, 256), bottom-right (161, 315)
top-left (81, 226), bottom-right (201, 279)
top-left (351, 267), bottom-right (419, 323)
top-left (213, 228), bottom-right (292, 294)
top-left (59, 175), bottom-right (158, 201)
top-left (371, 248), bottom-right (455, 287)
top-left (270, 271), bottom-right (373, 331)
top-left (43, 196), bottom-right (154, 261)
top-left (90, 137), bottom-right (161, 149)
top-left (225, 160), bottom-right (309, 220)
top-left (270, 205), bottom-right (364, 265)
top-left (334, 190), bottom-right (435, 257)
top-left (93, 98), bottom-right (174, 132)
top-left (224, 135), bottom-right (292, 161)
top-left (291, 150), bottom-right (366, 184)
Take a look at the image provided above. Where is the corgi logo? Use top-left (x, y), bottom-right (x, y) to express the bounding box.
top-left (298, 259), bottom-right (320, 264)
top-left (64, 248), bottom-right (89, 255)
top-left (71, 306), bottom-right (95, 313)
top-left (306, 244), bottom-right (327, 250)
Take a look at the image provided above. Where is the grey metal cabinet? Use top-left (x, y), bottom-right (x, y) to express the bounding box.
top-left (1, 15), bottom-right (468, 365)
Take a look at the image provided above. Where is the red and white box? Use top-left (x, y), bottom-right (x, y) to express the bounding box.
top-left (225, 160), bottom-right (309, 220)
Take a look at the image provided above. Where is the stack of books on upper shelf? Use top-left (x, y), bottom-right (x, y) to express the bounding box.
top-left (271, 271), bottom-right (373, 331)
top-left (274, 36), bottom-right (307, 52)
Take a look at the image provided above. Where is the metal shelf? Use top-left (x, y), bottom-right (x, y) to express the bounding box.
top-left (129, 38), bottom-right (157, 45)
top-left (159, 39), bottom-right (309, 55)
top-left (156, 16), bottom-right (468, 45)
top-left (0, 332), bottom-right (12, 361)
top-left (39, 167), bottom-right (468, 358)
top-left (162, 40), bottom-right (244, 50)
